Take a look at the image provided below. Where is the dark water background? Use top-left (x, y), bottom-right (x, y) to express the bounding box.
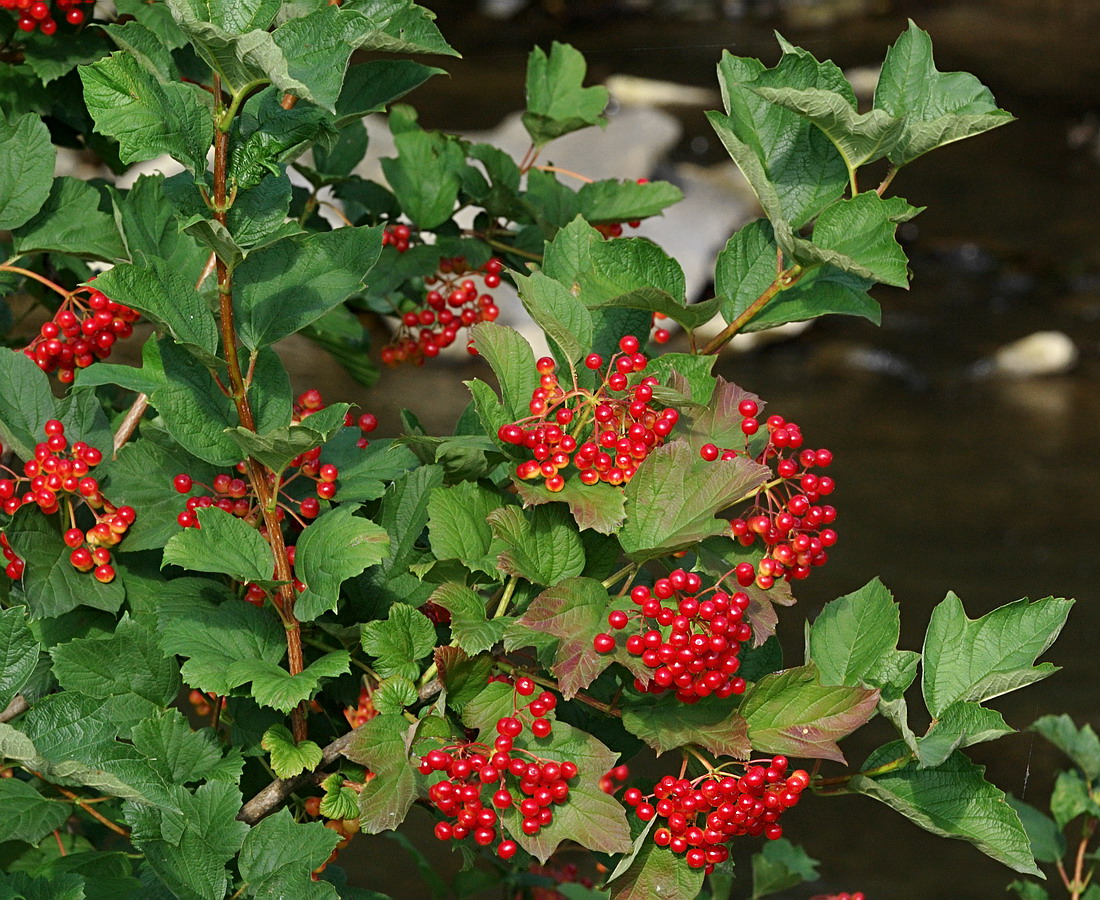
top-left (335, 2), bottom-right (1100, 896)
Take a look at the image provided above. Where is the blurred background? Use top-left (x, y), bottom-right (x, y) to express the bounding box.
top-left (337, 1), bottom-right (1100, 897)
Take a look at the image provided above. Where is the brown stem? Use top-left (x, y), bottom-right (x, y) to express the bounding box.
top-left (236, 725), bottom-right (360, 825)
top-left (112, 394), bottom-right (149, 459)
top-left (533, 164), bottom-right (594, 184)
top-left (0, 265), bottom-right (72, 298)
top-left (876, 164), bottom-right (899, 197)
top-left (1070, 818), bottom-right (1097, 899)
top-left (0, 694), bottom-right (28, 723)
top-left (47, 783), bottom-right (130, 838)
top-left (698, 262), bottom-right (803, 356)
top-left (212, 83), bottom-right (307, 743)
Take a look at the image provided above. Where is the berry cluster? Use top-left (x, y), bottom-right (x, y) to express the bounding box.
top-left (700, 399), bottom-right (837, 589)
top-left (381, 256), bottom-right (503, 366)
top-left (380, 223), bottom-right (413, 253)
top-left (343, 684), bottom-right (379, 728)
top-left (594, 568), bottom-right (752, 702)
top-left (498, 336), bottom-right (679, 491)
top-left (23, 285), bottom-right (139, 383)
top-left (2, 0), bottom-right (91, 34)
top-left (624, 758), bottom-right (809, 872)
top-left (599, 763), bottom-right (630, 795)
top-left (418, 681), bottom-right (575, 859)
top-left (0, 422), bottom-right (130, 583)
top-left (173, 389), bottom-right (377, 529)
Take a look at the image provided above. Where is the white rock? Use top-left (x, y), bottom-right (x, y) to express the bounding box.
top-left (604, 75), bottom-right (719, 109)
top-left (992, 331), bottom-right (1078, 377)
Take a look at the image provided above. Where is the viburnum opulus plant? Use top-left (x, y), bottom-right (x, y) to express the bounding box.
top-left (0, 3), bottom-right (1077, 898)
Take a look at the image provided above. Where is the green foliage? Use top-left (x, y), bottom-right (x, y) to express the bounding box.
top-left (0, 8), bottom-right (1065, 900)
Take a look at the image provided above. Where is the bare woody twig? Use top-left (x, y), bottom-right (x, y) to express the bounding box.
top-left (0, 694), bottom-right (28, 723)
top-left (236, 726), bottom-right (360, 825)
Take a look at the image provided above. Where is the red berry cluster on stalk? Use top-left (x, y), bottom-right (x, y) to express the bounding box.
top-left (381, 256), bottom-right (503, 365)
top-left (2, 0), bottom-right (91, 34)
top-left (599, 763), bottom-right (630, 795)
top-left (0, 421), bottom-right (131, 583)
top-left (419, 682), bottom-right (575, 859)
top-left (700, 399), bottom-right (837, 590)
top-left (380, 223), bottom-right (413, 253)
top-left (173, 389), bottom-right (377, 530)
top-left (23, 285), bottom-right (139, 383)
top-left (498, 336), bottom-right (679, 491)
top-left (343, 685), bottom-right (379, 728)
top-left (594, 568), bottom-right (752, 702)
top-left (624, 758), bottom-right (809, 872)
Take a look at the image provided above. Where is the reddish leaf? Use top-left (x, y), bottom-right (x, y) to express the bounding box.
top-left (621, 693), bottom-right (751, 759)
top-left (741, 664), bottom-right (879, 763)
top-left (514, 476), bottom-right (627, 535)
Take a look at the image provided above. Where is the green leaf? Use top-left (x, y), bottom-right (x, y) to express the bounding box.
top-left (576, 178), bottom-right (682, 224)
top-left (714, 219), bottom-right (879, 332)
top-left (149, 339), bottom-right (241, 466)
top-left (621, 692), bottom-right (751, 759)
top-left (270, 7), bottom-right (365, 114)
top-left (319, 773), bottom-right (362, 820)
top-left (468, 322), bottom-right (539, 426)
top-left (163, 506), bottom-right (273, 584)
top-left (262, 724), bottom-right (324, 778)
top-left (916, 701), bottom-right (1013, 768)
top-left (751, 838), bottom-right (820, 898)
top-left (239, 808), bottom-right (341, 899)
top-left (245, 652), bottom-right (350, 713)
top-left (516, 577), bottom-right (617, 699)
top-left (372, 676), bottom-right (418, 715)
top-left (103, 19), bottom-right (179, 81)
top-left (234, 225), bottom-right (383, 350)
top-left (345, 714), bottom-right (418, 833)
top-left (606, 836), bottom-right (703, 900)
top-left (0, 112), bottom-right (55, 230)
top-left (488, 504), bottom-right (586, 586)
top-left (752, 84), bottom-right (903, 172)
top-left (18, 693), bottom-right (175, 806)
top-left (1007, 796), bottom-right (1066, 865)
top-left (434, 646), bottom-right (493, 714)
top-left (0, 779), bottom-right (72, 845)
top-left (850, 741), bottom-right (1041, 876)
top-left (513, 477), bottom-right (628, 535)
top-left (1007, 882), bottom-right (1051, 900)
top-left (87, 257), bottom-right (220, 361)
top-left (295, 506), bottom-right (389, 621)
top-left (0, 607), bottom-right (40, 709)
top-left (0, 872), bottom-right (84, 900)
top-left (740, 663), bottom-right (879, 762)
top-left (158, 588), bottom-right (285, 696)
top-left (377, 464), bottom-right (444, 574)
top-left (227, 402), bottom-right (348, 475)
top-left (787, 191), bottom-right (912, 287)
top-left (124, 781), bottom-right (249, 900)
top-left (131, 709), bottom-right (243, 785)
top-left (427, 481), bottom-right (501, 576)
top-left (809, 577), bottom-right (904, 686)
top-left (334, 59), bottom-right (444, 125)
top-left (874, 20), bottom-right (1014, 167)
top-left (514, 271), bottom-right (594, 367)
top-left (320, 431), bottom-right (419, 502)
top-left (380, 126), bottom-right (465, 229)
top-left (709, 42), bottom-right (848, 234)
top-left (342, 0), bottom-right (457, 56)
top-left (101, 436), bottom-right (217, 552)
top-left (6, 507), bottom-right (125, 618)
top-left (429, 583), bottom-right (504, 657)
top-left (619, 441), bottom-right (769, 558)
top-left (522, 41), bottom-right (609, 148)
top-left (921, 593), bottom-right (1073, 718)
top-left (463, 682), bottom-right (631, 861)
top-left (114, 173), bottom-right (208, 279)
top-left (361, 603), bottom-right (437, 681)
top-left (1030, 714), bottom-right (1100, 781)
top-left (0, 349), bottom-right (55, 461)
top-left (12, 177), bottom-right (126, 262)
top-left (168, 0), bottom-right (280, 34)
top-left (80, 51), bottom-right (212, 175)
top-left (50, 615), bottom-right (180, 710)
top-left (1049, 769), bottom-right (1100, 831)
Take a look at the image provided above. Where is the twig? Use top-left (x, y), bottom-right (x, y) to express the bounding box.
top-left (0, 694), bottom-right (28, 723)
top-left (236, 725), bottom-right (361, 825)
top-left (112, 394), bottom-right (148, 458)
top-left (48, 783), bottom-right (130, 838)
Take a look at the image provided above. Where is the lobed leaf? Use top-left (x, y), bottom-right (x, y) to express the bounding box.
top-left (0, 112), bottom-right (55, 230)
top-left (361, 603), bottom-right (437, 681)
top-left (1030, 714), bottom-right (1100, 782)
top-left (11, 177), bottom-right (126, 262)
top-left (522, 42), bottom-right (609, 148)
top-left (489, 504), bottom-right (586, 586)
top-left (162, 506), bottom-right (273, 584)
top-left (429, 583), bottom-right (505, 657)
top-left (294, 506), bottom-right (389, 622)
top-left (238, 808), bottom-right (341, 899)
top-left (261, 724), bottom-right (324, 778)
top-left (620, 692), bottom-right (751, 759)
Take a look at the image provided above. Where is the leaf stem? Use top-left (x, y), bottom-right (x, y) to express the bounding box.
top-left (48, 782), bottom-right (130, 838)
top-left (811, 752), bottom-right (914, 793)
top-left (698, 262), bottom-right (804, 356)
top-left (211, 74), bottom-right (307, 743)
top-left (491, 576), bottom-right (518, 620)
top-left (601, 564), bottom-right (637, 592)
top-left (0, 264), bottom-right (71, 298)
top-left (533, 164), bottom-right (594, 184)
top-left (876, 164), bottom-right (899, 197)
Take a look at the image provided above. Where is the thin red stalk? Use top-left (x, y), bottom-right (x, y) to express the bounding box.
top-left (211, 80), bottom-right (307, 743)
